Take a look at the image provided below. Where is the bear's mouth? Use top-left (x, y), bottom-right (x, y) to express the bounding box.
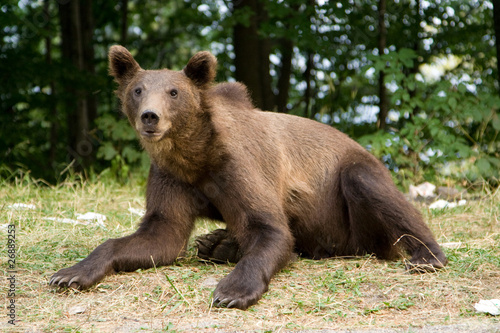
top-left (138, 120), bottom-right (172, 142)
top-left (140, 129), bottom-right (165, 141)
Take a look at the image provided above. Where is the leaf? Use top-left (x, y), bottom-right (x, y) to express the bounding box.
top-left (407, 80), bottom-right (416, 91)
top-left (373, 60), bottom-right (386, 71)
top-left (398, 48), bottom-right (416, 68)
top-left (456, 145), bottom-right (471, 159)
top-left (487, 156), bottom-right (500, 168)
top-left (492, 115), bottom-right (500, 131)
top-left (97, 142), bottom-right (117, 161)
top-left (457, 83), bottom-right (469, 94)
top-left (400, 58), bottom-right (414, 68)
top-left (429, 125), bottom-right (439, 137)
top-left (122, 146), bottom-right (143, 163)
top-left (476, 158), bottom-right (491, 174)
top-left (470, 109), bottom-right (483, 122)
top-left (398, 48), bottom-right (417, 59)
top-left (448, 97), bottom-right (458, 110)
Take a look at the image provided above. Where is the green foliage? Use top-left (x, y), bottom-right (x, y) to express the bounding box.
top-left (0, 0), bottom-right (499, 187)
top-left (360, 47), bottom-right (500, 185)
top-left (96, 114), bottom-right (149, 181)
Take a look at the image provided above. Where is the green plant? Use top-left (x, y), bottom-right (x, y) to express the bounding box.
top-left (96, 114), bottom-right (150, 181)
top-left (361, 48), bottom-right (500, 187)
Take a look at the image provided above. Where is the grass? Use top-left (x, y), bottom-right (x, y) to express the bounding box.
top-left (1, 176), bottom-right (499, 332)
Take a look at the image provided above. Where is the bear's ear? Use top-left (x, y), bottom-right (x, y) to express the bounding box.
top-left (183, 51), bottom-right (217, 87)
top-left (108, 45), bottom-right (141, 85)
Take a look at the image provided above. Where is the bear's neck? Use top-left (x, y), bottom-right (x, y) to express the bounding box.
top-left (141, 109), bottom-right (220, 184)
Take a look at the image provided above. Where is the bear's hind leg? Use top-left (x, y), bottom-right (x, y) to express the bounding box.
top-left (339, 157), bottom-right (447, 271)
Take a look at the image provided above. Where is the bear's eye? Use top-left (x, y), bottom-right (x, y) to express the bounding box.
top-left (170, 89), bottom-right (178, 98)
top-left (134, 88), bottom-right (142, 96)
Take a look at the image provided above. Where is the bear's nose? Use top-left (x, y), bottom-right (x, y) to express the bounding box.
top-left (141, 110), bottom-right (159, 126)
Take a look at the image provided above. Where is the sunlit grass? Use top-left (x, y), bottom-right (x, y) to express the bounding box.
top-left (0, 177), bottom-right (499, 332)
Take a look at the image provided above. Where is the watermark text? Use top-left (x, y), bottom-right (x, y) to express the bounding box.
top-left (7, 223), bottom-right (17, 325)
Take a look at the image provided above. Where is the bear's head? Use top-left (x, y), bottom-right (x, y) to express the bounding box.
top-left (108, 45), bottom-right (217, 144)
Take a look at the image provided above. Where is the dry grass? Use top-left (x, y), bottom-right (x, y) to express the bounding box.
top-left (1, 177), bottom-right (499, 332)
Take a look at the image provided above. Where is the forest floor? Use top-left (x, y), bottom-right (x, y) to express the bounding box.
top-left (1, 178), bottom-right (499, 332)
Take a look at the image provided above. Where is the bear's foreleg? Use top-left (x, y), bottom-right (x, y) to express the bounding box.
top-left (211, 211), bottom-right (294, 310)
top-left (50, 167), bottom-right (204, 289)
top-left (49, 212), bottom-right (192, 289)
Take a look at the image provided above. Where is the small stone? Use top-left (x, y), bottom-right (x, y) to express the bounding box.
top-left (68, 305), bottom-right (86, 315)
top-left (437, 186), bottom-right (465, 199)
top-left (200, 277), bottom-right (218, 288)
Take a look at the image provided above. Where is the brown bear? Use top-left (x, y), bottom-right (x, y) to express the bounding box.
top-left (50, 45), bottom-right (447, 310)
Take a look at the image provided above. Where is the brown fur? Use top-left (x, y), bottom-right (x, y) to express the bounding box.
top-left (50, 45), bottom-right (447, 310)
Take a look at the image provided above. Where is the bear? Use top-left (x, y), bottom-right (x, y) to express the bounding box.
top-left (50, 45), bottom-right (447, 310)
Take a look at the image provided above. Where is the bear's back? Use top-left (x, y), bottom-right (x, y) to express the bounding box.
top-left (208, 80), bottom-right (366, 163)
top-left (210, 82), bottom-right (255, 111)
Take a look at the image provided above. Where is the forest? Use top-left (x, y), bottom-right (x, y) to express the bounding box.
top-left (1, 0), bottom-right (499, 187)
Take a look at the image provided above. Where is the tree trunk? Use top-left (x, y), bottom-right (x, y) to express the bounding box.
top-left (80, 1), bottom-right (97, 125)
top-left (45, 0), bottom-right (58, 168)
top-left (408, 0), bottom-right (421, 118)
top-left (58, 0), bottom-right (96, 171)
top-left (276, 40), bottom-right (293, 113)
top-left (298, 0), bottom-right (316, 118)
top-left (121, 0), bottom-right (129, 44)
top-left (377, 0), bottom-right (388, 130)
top-left (233, 0), bottom-right (274, 111)
top-left (304, 52), bottom-right (314, 119)
top-left (493, 1), bottom-right (500, 95)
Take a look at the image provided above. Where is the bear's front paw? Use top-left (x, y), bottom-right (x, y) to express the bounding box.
top-left (196, 229), bottom-right (242, 263)
top-left (212, 269), bottom-right (268, 310)
top-left (49, 261), bottom-right (111, 290)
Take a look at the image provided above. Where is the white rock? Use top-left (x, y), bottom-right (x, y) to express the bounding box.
top-left (440, 242), bottom-right (462, 249)
top-left (429, 199), bottom-right (466, 210)
top-left (429, 199), bottom-right (454, 210)
top-left (128, 207), bottom-right (146, 216)
top-left (8, 203), bottom-right (36, 210)
top-left (474, 299), bottom-right (500, 316)
top-left (409, 182), bottom-right (436, 199)
top-left (44, 212), bottom-right (107, 227)
top-left (76, 212), bottom-right (107, 223)
top-left (44, 217), bottom-right (81, 224)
